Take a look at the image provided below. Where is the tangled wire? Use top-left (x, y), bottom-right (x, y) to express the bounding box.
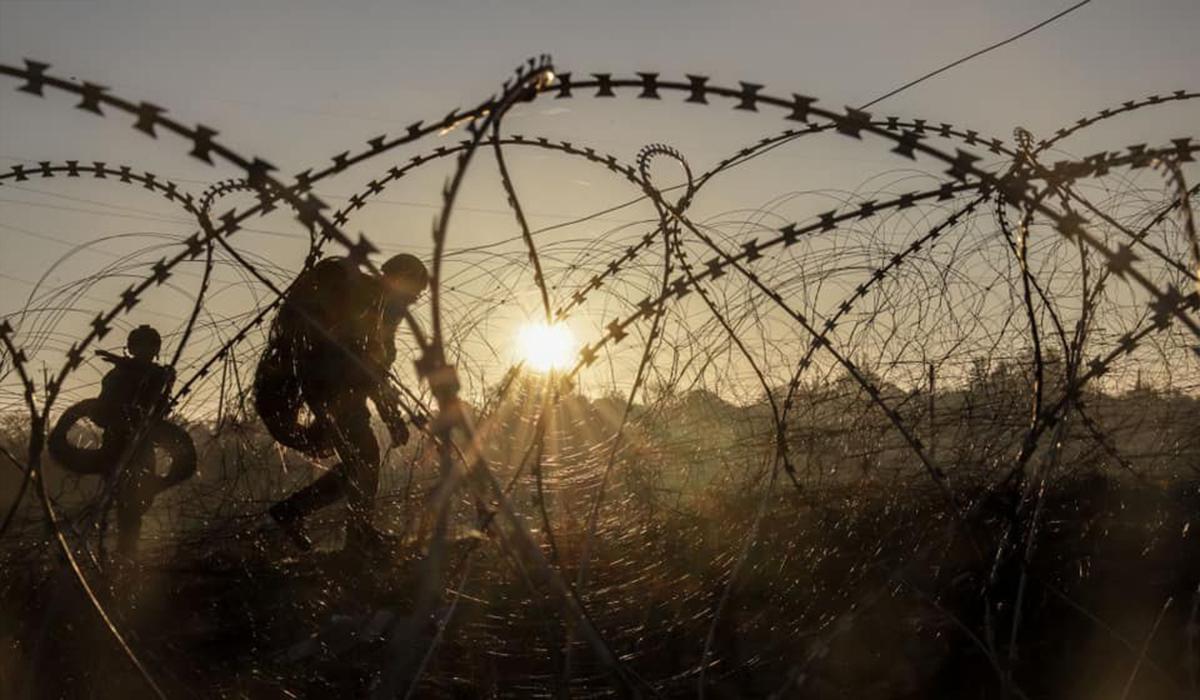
top-left (0, 57), bottom-right (1198, 698)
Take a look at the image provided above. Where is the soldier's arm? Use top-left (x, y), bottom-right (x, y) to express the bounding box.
top-left (159, 365), bottom-right (177, 411)
top-left (372, 379), bottom-right (410, 446)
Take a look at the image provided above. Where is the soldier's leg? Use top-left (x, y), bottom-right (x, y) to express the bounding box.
top-left (327, 393), bottom-right (380, 538)
top-left (271, 467), bottom-right (346, 521)
top-left (115, 441), bottom-right (155, 557)
top-left (269, 394), bottom-right (378, 550)
top-left (115, 498), bottom-right (143, 557)
top-left (270, 392), bottom-right (353, 518)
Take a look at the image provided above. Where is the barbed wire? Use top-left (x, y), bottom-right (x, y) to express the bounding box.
top-left (0, 57), bottom-right (1197, 698)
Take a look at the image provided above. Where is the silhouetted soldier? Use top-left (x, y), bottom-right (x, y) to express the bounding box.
top-left (256, 254), bottom-right (428, 552)
top-left (93, 324), bottom-right (176, 556)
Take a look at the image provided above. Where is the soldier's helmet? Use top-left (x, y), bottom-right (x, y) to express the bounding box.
top-left (380, 254), bottom-right (429, 304)
top-left (127, 324), bottom-right (162, 360)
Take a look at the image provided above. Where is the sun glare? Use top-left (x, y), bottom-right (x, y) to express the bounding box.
top-left (516, 321), bottom-right (577, 373)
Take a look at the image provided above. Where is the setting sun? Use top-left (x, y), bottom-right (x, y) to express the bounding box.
top-left (516, 321), bottom-right (577, 373)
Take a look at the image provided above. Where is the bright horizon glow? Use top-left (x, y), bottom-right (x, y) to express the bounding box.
top-left (516, 321), bottom-right (577, 373)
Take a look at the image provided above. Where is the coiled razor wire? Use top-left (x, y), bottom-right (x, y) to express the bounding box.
top-left (0, 58), bottom-right (1197, 698)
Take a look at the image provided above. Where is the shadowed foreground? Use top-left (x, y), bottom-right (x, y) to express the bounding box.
top-left (3, 471), bottom-right (1196, 698)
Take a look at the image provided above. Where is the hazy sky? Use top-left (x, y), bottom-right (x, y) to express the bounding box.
top-left (1, 0), bottom-right (1197, 403)
top-left (3, 0), bottom-right (1196, 130)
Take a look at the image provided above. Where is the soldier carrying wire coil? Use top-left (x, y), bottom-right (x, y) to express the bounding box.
top-left (48, 325), bottom-right (196, 557)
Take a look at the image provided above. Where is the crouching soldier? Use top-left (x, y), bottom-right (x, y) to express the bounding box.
top-left (255, 254), bottom-right (428, 553)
